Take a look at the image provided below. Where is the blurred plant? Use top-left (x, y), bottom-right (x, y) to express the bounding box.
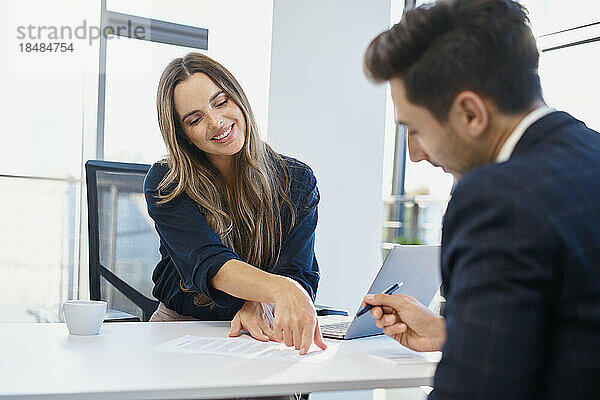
top-left (393, 236), bottom-right (424, 245)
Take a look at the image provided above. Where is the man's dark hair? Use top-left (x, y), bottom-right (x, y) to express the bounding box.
top-left (364, 0), bottom-right (542, 121)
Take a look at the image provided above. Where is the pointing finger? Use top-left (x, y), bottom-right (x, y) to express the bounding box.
top-left (313, 322), bottom-right (327, 351)
top-left (300, 322), bottom-right (313, 355)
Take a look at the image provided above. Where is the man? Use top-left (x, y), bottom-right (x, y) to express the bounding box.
top-left (361, 0), bottom-right (600, 398)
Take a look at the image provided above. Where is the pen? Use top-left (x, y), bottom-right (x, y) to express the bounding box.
top-left (356, 282), bottom-right (404, 317)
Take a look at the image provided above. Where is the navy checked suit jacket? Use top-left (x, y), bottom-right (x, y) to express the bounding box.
top-left (430, 111), bottom-right (600, 399)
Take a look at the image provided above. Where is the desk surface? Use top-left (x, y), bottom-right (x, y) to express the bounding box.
top-left (0, 321), bottom-right (437, 399)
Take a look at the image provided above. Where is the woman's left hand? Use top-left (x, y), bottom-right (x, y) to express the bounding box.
top-left (229, 301), bottom-right (279, 342)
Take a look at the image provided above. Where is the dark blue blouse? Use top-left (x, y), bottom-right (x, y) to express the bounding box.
top-left (143, 155), bottom-right (320, 320)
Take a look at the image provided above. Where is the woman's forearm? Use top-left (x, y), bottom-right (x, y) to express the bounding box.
top-left (217, 258), bottom-right (326, 354)
top-left (210, 259), bottom-right (297, 303)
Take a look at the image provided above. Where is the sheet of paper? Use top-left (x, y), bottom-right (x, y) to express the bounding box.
top-left (153, 335), bottom-right (335, 363)
top-left (369, 346), bottom-right (442, 365)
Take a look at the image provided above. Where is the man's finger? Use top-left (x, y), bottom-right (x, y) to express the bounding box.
top-left (381, 305), bottom-right (395, 314)
top-left (382, 313), bottom-right (397, 326)
top-left (371, 304), bottom-right (398, 319)
top-left (370, 306), bottom-right (384, 319)
top-left (365, 294), bottom-right (418, 317)
top-left (364, 293), bottom-right (405, 308)
top-left (383, 323), bottom-right (408, 336)
top-left (374, 316), bottom-right (396, 328)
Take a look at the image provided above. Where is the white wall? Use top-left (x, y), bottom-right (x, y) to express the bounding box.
top-left (268, 0), bottom-right (391, 312)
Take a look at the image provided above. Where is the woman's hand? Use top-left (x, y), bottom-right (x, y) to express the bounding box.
top-left (272, 277), bottom-right (327, 355)
top-left (229, 301), bottom-right (278, 342)
top-left (210, 260), bottom-right (326, 354)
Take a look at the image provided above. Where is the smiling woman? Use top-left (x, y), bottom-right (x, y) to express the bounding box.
top-left (145, 53), bottom-right (326, 366)
top-left (172, 72), bottom-right (247, 182)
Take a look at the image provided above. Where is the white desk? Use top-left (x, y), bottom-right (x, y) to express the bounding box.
top-left (0, 321), bottom-right (437, 399)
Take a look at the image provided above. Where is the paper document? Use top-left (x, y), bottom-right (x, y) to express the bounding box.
top-left (153, 335), bottom-right (333, 363)
top-left (369, 347), bottom-right (442, 365)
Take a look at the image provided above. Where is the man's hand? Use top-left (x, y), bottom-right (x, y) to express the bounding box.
top-left (363, 293), bottom-right (446, 352)
top-left (272, 278), bottom-right (327, 355)
top-left (229, 301), bottom-right (278, 342)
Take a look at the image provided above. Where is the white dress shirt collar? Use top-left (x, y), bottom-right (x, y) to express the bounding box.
top-left (495, 106), bottom-right (555, 163)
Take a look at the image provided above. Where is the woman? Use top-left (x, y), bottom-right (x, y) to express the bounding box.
top-left (144, 52), bottom-right (326, 355)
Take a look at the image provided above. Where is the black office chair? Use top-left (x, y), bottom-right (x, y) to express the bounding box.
top-left (86, 160), bottom-right (159, 322)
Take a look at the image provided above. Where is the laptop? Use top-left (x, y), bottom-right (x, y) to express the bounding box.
top-left (320, 245), bottom-right (441, 340)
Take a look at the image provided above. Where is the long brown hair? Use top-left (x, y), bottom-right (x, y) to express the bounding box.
top-left (156, 53), bottom-right (295, 305)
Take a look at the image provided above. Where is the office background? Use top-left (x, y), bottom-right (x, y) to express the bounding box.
top-left (0, 0), bottom-right (599, 323)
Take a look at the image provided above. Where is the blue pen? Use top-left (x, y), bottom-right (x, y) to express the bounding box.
top-left (356, 282), bottom-right (404, 317)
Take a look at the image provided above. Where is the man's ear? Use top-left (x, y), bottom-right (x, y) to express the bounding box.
top-left (449, 91), bottom-right (489, 139)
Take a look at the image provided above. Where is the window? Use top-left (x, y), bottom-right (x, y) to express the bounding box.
top-left (382, 0), bottom-right (600, 252)
top-left (103, 38), bottom-right (201, 164)
top-left (1, 0), bottom-right (273, 322)
top-left (520, 0), bottom-right (600, 37)
top-left (527, 0), bottom-right (600, 132)
top-left (539, 40), bottom-right (600, 132)
top-left (0, 179), bottom-right (79, 322)
top-left (0, 0), bottom-right (95, 322)
top-left (382, 0), bottom-right (452, 251)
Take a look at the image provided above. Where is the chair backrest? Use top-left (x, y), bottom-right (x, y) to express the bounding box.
top-left (85, 160), bottom-right (159, 321)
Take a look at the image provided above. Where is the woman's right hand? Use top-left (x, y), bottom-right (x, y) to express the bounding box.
top-left (210, 260), bottom-right (326, 354)
top-left (272, 277), bottom-right (327, 355)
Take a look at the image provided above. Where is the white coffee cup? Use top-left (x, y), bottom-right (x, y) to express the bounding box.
top-left (62, 300), bottom-right (107, 335)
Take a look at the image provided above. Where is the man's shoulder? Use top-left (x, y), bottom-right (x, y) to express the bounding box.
top-left (512, 110), bottom-right (600, 164)
top-left (448, 118), bottom-right (600, 229)
top-left (455, 113), bottom-right (600, 200)
top-left (447, 160), bottom-right (551, 230)
top-left (453, 162), bottom-right (526, 200)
